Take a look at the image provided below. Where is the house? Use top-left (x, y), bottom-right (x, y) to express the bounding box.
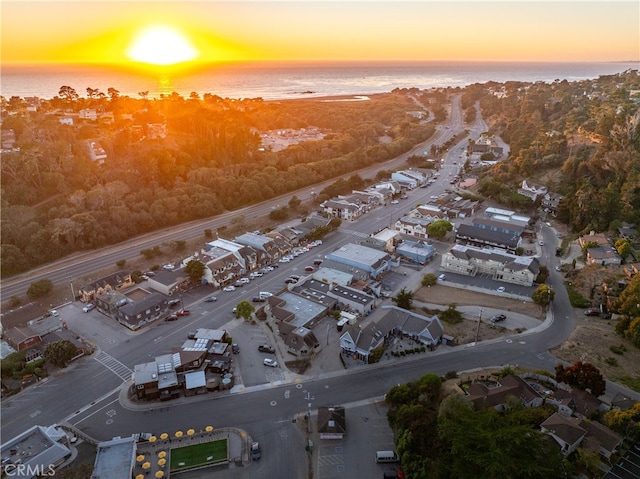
top-left (578, 231), bottom-right (611, 249)
top-left (327, 284), bottom-right (375, 314)
top-left (541, 413), bottom-right (587, 456)
top-left (455, 223), bottom-right (521, 254)
top-left (585, 245), bottom-right (622, 266)
top-left (234, 232), bottom-right (281, 263)
top-left (279, 324), bottom-right (320, 356)
top-left (395, 216), bottom-right (432, 239)
top-left (541, 192), bottom-right (564, 216)
top-left (321, 198), bottom-right (365, 222)
top-left (270, 290), bottom-right (329, 330)
top-left (78, 271), bottom-right (133, 303)
top-left (115, 293), bottom-right (169, 330)
top-left (340, 323), bottom-right (386, 363)
top-left (145, 269), bottom-right (189, 296)
top-left (41, 329), bottom-right (88, 361)
top-left (86, 140), bottom-right (107, 163)
top-left (466, 374), bottom-right (543, 411)
top-left (317, 406), bottom-right (346, 439)
top-left (396, 240), bottom-right (436, 264)
top-left (3, 326), bottom-right (42, 351)
top-left (518, 180), bottom-right (548, 201)
top-left (579, 418), bottom-right (622, 459)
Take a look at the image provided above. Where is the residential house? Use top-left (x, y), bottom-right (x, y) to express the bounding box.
top-left (578, 231), bottom-right (611, 249)
top-left (279, 324), bottom-right (320, 357)
top-left (455, 223), bottom-right (521, 254)
top-left (340, 322), bottom-right (386, 363)
top-left (115, 293), bottom-right (168, 331)
top-left (86, 140), bottom-right (107, 163)
top-left (466, 374), bottom-right (543, 411)
top-left (95, 290), bottom-right (130, 318)
top-left (542, 192), bottom-right (564, 216)
top-left (372, 180), bottom-right (403, 196)
top-left (317, 407), bottom-right (346, 440)
top-left (579, 419), bottom-right (622, 459)
top-left (41, 329), bottom-right (87, 361)
top-left (3, 326), bottom-right (42, 351)
top-left (585, 245), bottom-right (622, 266)
top-left (369, 228), bottom-right (401, 253)
top-left (541, 413), bottom-right (587, 456)
top-left (518, 180), bottom-right (548, 201)
top-left (146, 269), bottom-right (189, 296)
top-left (327, 284), bottom-right (375, 315)
top-left (235, 232), bottom-right (281, 264)
top-left (321, 198), bottom-right (365, 222)
top-left (472, 217), bottom-right (526, 238)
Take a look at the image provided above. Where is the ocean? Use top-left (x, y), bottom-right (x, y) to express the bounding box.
top-left (1, 61), bottom-right (638, 101)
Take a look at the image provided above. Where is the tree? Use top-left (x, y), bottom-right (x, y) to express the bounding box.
top-left (58, 85), bottom-right (79, 103)
top-left (116, 259), bottom-right (126, 269)
top-left (535, 265), bottom-right (549, 284)
top-left (43, 340), bottom-right (78, 368)
top-left (235, 300), bottom-right (255, 320)
top-left (288, 195), bottom-right (301, 209)
top-left (27, 279), bottom-right (53, 299)
top-left (615, 239), bottom-right (631, 260)
top-left (184, 259), bottom-right (205, 283)
top-left (604, 402), bottom-right (640, 440)
top-left (421, 273), bottom-right (437, 287)
top-left (439, 303), bottom-right (463, 324)
top-left (427, 219), bottom-right (453, 240)
top-left (531, 284), bottom-right (554, 311)
top-left (392, 287), bottom-right (414, 310)
top-left (555, 361), bottom-right (606, 396)
top-left (269, 208), bottom-right (288, 221)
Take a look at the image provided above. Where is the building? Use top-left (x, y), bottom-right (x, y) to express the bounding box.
top-left (115, 292), bottom-right (169, 330)
top-left (455, 223), bottom-right (521, 254)
top-left (466, 374), bottom-right (543, 411)
top-left (396, 240), bottom-right (436, 264)
top-left (540, 413), bottom-right (588, 456)
top-left (327, 284), bottom-right (375, 315)
top-left (441, 244), bottom-right (540, 286)
top-left (91, 436), bottom-right (136, 479)
top-left (0, 425), bottom-right (72, 478)
top-left (146, 269), bottom-right (189, 296)
top-left (325, 243), bottom-right (393, 279)
top-left (395, 216), bottom-right (432, 239)
top-left (321, 198), bottom-right (365, 222)
top-left (78, 271), bottom-right (133, 303)
top-left (3, 326), bottom-right (42, 351)
top-left (317, 406), bottom-right (346, 440)
top-left (391, 170), bottom-right (426, 189)
top-left (279, 324), bottom-right (320, 356)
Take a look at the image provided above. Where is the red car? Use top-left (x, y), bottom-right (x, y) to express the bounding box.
top-left (176, 309), bottom-right (191, 317)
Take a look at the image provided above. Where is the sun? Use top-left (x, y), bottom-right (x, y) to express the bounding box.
top-left (127, 25), bottom-right (198, 66)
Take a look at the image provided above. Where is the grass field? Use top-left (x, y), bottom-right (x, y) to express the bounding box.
top-left (170, 439), bottom-right (228, 472)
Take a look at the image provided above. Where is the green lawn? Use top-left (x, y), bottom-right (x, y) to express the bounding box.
top-left (170, 439), bottom-right (228, 471)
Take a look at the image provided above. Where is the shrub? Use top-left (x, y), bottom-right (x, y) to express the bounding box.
top-left (445, 370), bottom-right (458, 380)
top-left (609, 345), bottom-right (626, 355)
top-left (605, 357), bottom-right (619, 367)
top-left (27, 279), bottom-right (53, 299)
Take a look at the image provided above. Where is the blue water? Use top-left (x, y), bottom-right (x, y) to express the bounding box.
top-left (1, 61), bottom-right (637, 100)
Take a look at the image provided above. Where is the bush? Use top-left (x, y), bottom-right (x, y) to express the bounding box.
top-left (27, 279), bottom-right (53, 299)
top-left (445, 370), bottom-right (458, 380)
top-left (610, 344), bottom-right (626, 355)
top-left (605, 357), bottom-right (619, 367)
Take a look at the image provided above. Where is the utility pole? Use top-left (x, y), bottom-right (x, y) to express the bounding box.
top-left (475, 307), bottom-right (483, 343)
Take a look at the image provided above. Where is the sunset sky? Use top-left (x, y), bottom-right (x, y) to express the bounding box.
top-left (2, 0), bottom-right (638, 68)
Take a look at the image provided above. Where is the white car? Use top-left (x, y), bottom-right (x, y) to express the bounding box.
top-left (391, 200), bottom-right (399, 204)
top-left (497, 286), bottom-right (506, 293)
top-left (223, 285), bottom-right (236, 292)
top-left (438, 274), bottom-right (446, 281)
top-left (538, 240), bottom-right (544, 246)
top-left (49, 309), bottom-right (59, 317)
top-left (279, 257), bottom-right (290, 263)
top-left (263, 358), bottom-right (278, 368)
top-left (163, 264), bottom-right (175, 270)
top-left (82, 303), bottom-right (95, 313)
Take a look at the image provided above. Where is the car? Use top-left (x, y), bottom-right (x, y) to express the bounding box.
top-left (232, 343), bottom-right (240, 354)
top-left (176, 309), bottom-right (190, 317)
top-left (264, 266), bottom-right (275, 272)
top-left (165, 314), bottom-right (179, 322)
top-left (238, 278), bottom-right (250, 284)
top-left (555, 265), bottom-right (562, 272)
top-left (163, 264), bottom-right (175, 270)
top-left (538, 240), bottom-right (544, 246)
top-left (430, 195), bottom-right (438, 199)
top-left (141, 274), bottom-right (149, 280)
top-left (289, 275), bottom-right (300, 281)
top-left (284, 278), bottom-right (298, 284)
top-left (279, 257), bottom-right (291, 263)
top-left (491, 314), bottom-right (506, 323)
top-left (259, 292), bottom-right (273, 299)
top-left (252, 296), bottom-right (266, 303)
top-left (258, 344), bottom-right (275, 354)
top-left (315, 240), bottom-right (323, 245)
top-left (249, 272), bottom-right (263, 279)
top-left (234, 280), bottom-right (245, 287)
top-left (144, 271), bottom-right (156, 277)
top-left (49, 309), bottom-right (59, 317)
top-left (223, 285), bottom-right (236, 292)
top-left (391, 200), bottom-right (399, 204)
top-left (82, 303), bottom-right (95, 313)
top-left (585, 308), bottom-right (601, 317)
top-left (251, 441), bottom-right (261, 460)
top-left (304, 266), bottom-right (314, 272)
top-left (313, 259), bottom-right (323, 266)
top-left (188, 331), bottom-right (197, 339)
top-left (204, 296), bottom-right (217, 302)
top-left (263, 358), bottom-right (278, 368)
top-left (497, 286), bottom-right (506, 293)
top-left (438, 274), bottom-right (446, 281)
top-left (168, 298), bottom-right (181, 307)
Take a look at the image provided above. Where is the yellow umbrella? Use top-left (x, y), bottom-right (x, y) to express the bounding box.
top-left (175, 431), bottom-right (183, 438)
top-left (158, 458), bottom-right (166, 466)
top-left (148, 435), bottom-right (157, 443)
top-left (155, 471), bottom-right (164, 478)
top-left (205, 426), bottom-right (213, 432)
top-left (142, 462), bottom-right (151, 470)
top-left (157, 451), bottom-right (166, 459)
top-left (160, 433), bottom-right (168, 440)
top-left (136, 475), bottom-right (144, 479)
top-left (187, 429), bottom-right (195, 436)
top-left (136, 454), bottom-right (145, 462)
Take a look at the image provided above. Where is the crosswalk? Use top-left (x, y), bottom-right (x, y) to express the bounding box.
top-left (341, 229), bottom-right (369, 238)
top-left (94, 351), bottom-right (133, 381)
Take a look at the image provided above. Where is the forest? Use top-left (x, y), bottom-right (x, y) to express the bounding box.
top-left (2, 70), bottom-right (639, 278)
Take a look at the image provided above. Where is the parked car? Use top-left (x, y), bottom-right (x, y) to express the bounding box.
top-left (438, 274), bottom-right (446, 281)
top-left (234, 280), bottom-right (245, 287)
top-left (176, 309), bottom-right (190, 317)
top-left (48, 309), bottom-right (59, 317)
top-left (168, 299), bottom-right (181, 306)
top-left (497, 286), bottom-right (506, 293)
top-left (188, 331), bottom-right (197, 339)
top-left (223, 285), bottom-right (236, 292)
top-left (585, 308), bottom-right (601, 317)
top-left (141, 274), bottom-right (149, 280)
top-left (263, 358), bottom-right (278, 368)
top-left (252, 296), bottom-right (266, 303)
top-left (284, 278), bottom-right (298, 284)
top-left (82, 303), bottom-right (95, 313)
top-left (144, 271), bottom-right (156, 277)
top-left (232, 343), bottom-right (240, 354)
top-left (258, 344), bottom-right (275, 354)
top-left (491, 314), bottom-right (506, 323)
top-left (251, 441), bottom-right (261, 460)
top-left (391, 200), bottom-right (399, 204)
top-left (165, 314), bottom-right (179, 322)
top-left (304, 266), bottom-right (314, 272)
top-left (279, 257), bottom-right (291, 263)
top-left (163, 264), bottom-right (175, 270)
top-left (290, 275), bottom-right (300, 281)
top-left (204, 296), bottom-right (217, 302)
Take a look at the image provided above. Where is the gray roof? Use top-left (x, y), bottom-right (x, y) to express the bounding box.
top-left (91, 436), bottom-right (136, 479)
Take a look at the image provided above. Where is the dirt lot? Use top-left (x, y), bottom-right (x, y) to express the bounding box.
top-left (413, 284), bottom-right (542, 344)
top-left (414, 282), bottom-right (639, 393)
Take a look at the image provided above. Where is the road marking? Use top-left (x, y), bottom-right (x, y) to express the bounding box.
top-left (284, 390), bottom-right (290, 399)
top-left (94, 351), bottom-right (133, 381)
